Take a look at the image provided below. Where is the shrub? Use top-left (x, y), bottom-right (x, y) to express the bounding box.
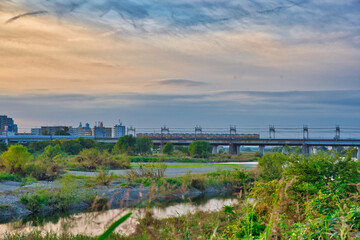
top-left (258, 153), bottom-right (288, 181)
top-left (1, 145), bottom-right (32, 174)
top-left (190, 177), bottom-right (207, 190)
top-left (127, 162), bottom-right (168, 179)
top-left (42, 144), bottom-right (63, 159)
top-left (95, 169), bottom-right (113, 186)
top-left (20, 175), bottom-right (79, 212)
top-left (91, 194), bottom-right (110, 211)
top-left (284, 149), bottom-right (360, 195)
top-left (29, 140), bottom-right (60, 152)
top-left (0, 171), bottom-right (21, 182)
top-left (23, 160), bottom-right (60, 180)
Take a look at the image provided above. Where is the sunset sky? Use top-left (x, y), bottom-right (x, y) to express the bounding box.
top-left (0, 0), bottom-right (359, 132)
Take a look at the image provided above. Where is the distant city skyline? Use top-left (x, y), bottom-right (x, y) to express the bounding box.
top-left (0, 1), bottom-right (359, 128)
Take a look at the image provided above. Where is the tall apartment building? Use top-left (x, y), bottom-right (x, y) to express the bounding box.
top-left (92, 122), bottom-right (112, 138)
top-left (114, 122), bottom-right (126, 138)
top-left (0, 115), bottom-right (18, 134)
top-left (75, 122), bottom-right (92, 136)
top-left (31, 128), bottom-right (41, 135)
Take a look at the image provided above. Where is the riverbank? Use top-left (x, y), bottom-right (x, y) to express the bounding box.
top-left (0, 167), bottom-right (250, 223)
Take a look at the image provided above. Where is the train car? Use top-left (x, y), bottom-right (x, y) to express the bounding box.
top-left (136, 133), bottom-right (260, 140)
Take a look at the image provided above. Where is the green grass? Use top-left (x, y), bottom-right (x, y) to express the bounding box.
top-left (0, 171), bottom-right (21, 182)
top-left (0, 204), bottom-right (14, 211)
top-left (131, 162), bottom-right (245, 169)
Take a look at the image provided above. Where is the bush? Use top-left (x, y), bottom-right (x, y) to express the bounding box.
top-left (74, 148), bottom-right (130, 170)
top-left (284, 150), bottom-right (360, 195)
top-left (0, 171), bottom-right (21, 182)
top-left (23, 160), bottom-right (60, 181)
top-left (1, 145), bottom-right (32, 175)
top-left (20, 175), bottom-right (79, 212)
top-left (127, 162), bottom-right (168, 179)
top-left (42, 144), bottom-right (63, 159)
top-left (258, 153), bottom-right (288, 181)
top-left (29, 140), bottom-right (60, 152)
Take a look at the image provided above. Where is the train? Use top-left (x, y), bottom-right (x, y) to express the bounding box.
top-left (136, 133), bottom-right (260, 140)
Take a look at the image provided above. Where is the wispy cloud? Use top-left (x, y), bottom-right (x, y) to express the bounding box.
top-left (1, 1), bottom-right (360, 128)
top-left (155, 79), bottom-right (207, 87)
top-left (5, 10), bottom-right (48, 24)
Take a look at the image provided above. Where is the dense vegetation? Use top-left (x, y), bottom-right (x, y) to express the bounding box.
top-left (2, 136), bottom-right (358, 239)
top-left (3, 149), bottom-right (360, 239)
top-left (0, 137), bottom-right (257, 182)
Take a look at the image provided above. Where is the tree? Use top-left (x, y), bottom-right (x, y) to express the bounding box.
top-left (135, 137), bottom-right (153, 155)
top-left (62, 140), bottom-right (82, 155)
top-left (0, 142), bottom-right (7, 153)
top-left (162, 142), bottom-right (174, 155)
top-left (54, 127), bottom-right (70, 136)
top-left (1, 144), bottom-right (32, 174)
top-left (78, 137), bottom-right (97, 149)
top-left (43, 144), bottom-right (63, 159)
top-left (188, 141), bottom-right (212, 158)
top-left (41, 130), bottom-right (51, 136)
top-left (113, 135), bottom-right (137, 155)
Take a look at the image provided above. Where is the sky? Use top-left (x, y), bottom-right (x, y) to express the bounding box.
top-left (0, 0), bottom-right (359, 135)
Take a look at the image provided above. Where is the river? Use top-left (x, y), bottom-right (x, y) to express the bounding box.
top-left (0, 195), bottom-right (238, 237)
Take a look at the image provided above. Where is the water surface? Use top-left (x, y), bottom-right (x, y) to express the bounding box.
top-left (0, 196), bottom-right (238, 236)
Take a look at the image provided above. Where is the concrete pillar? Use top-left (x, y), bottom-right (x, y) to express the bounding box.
top-left (229, 144), bottom-right (236, 155)
top-left (357, 147), bottom-right (360, 159)
top-left (302, 145), bottom-right (309, 155)
top-left (308, 146), bottom-right (313, 155)
top-left (212, 145), bottom-right (218, 154)
top-left (332, 146), bottom-right (338, 153)
top-left (4, 138), bottom-right (9, 145)
top-left (159, 144), bottom-right (164, 153)
top-left (236, 145), bottom-right (242, 155)
top-left (259, 145), bottom-right (265, 155)
top-left (282, 146), bottom-right (286, 154)
top-left (312, 147), bottom-right (317, 155)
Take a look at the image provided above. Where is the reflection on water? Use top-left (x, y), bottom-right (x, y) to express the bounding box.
top-left (0, 196), bottom-right (238, 236)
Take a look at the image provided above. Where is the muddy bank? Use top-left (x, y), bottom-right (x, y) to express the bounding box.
top-left (0, 181), bottom-right (234, 223)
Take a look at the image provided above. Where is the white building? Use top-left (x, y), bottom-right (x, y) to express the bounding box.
top-left (114, 122), bottom-right (126, 138)
top-left (31, 128), bottom-right (41, 135)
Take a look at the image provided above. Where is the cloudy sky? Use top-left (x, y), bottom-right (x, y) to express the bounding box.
top-left (0, 0), bottom-right (359, 134)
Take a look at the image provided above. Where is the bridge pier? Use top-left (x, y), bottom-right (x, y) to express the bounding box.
top-left (357, 147), bottom-right (360, 159)
top-left (229, 144), bottom-right (237, 155)
top-left (312, 147), bottom-right (317, 155)
top-left (4, 138), bottom-right (9, 145)
top-left (259, 145), bottom-right (265, 155)
top-left (159, 144), bottom-right (164, 153)
top-left (282, 146), bottom-right (286, 154)
top-left (332, 146), bottom-right (338, 153)
top-left (212, 145), bottom-right (218, 154)
top-left (302, 145), bottom-right (310, 155)
top-left (236, 145), bottom-right (242, 155)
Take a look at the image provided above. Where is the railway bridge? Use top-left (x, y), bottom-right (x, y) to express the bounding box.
top-left (1, 125), bottom-right (360, 157)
